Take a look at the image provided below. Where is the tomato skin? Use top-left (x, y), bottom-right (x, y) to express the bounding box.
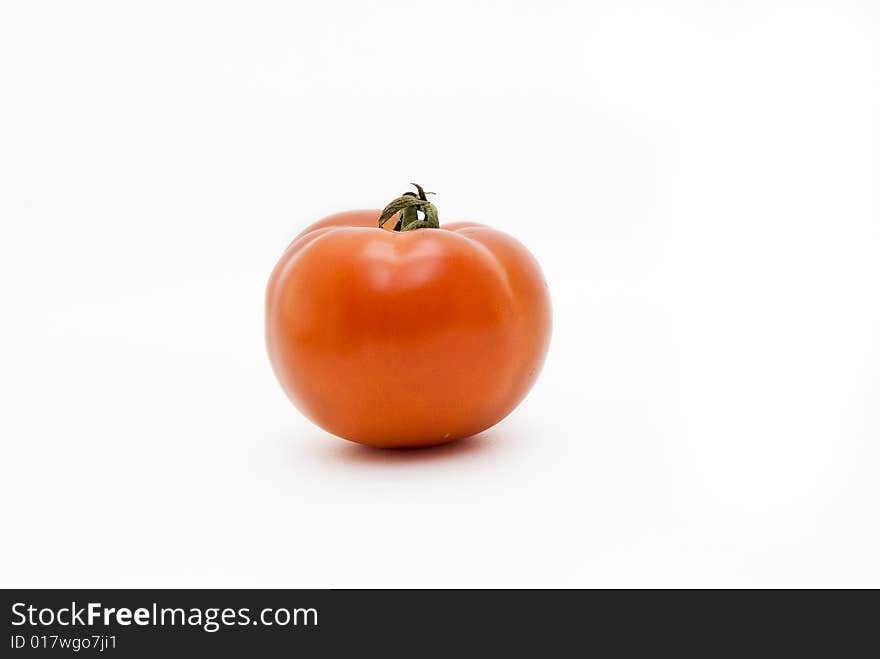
top-left (266, 209), bottom-right (551, 448)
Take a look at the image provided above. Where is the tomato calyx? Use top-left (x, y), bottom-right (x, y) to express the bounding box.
top-left (378, 183), bottom-right (440, 231)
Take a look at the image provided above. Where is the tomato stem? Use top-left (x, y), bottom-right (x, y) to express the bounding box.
top-left (378, 183), bottom-right (440, 231)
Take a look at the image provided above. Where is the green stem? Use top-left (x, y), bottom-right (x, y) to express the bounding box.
top-left (378, 183), bottom-right (439, 231)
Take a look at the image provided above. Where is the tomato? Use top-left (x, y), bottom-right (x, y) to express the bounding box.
top-left (265, 185), bottom-right (551, 448)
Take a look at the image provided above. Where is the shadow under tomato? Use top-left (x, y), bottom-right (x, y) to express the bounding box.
top-left (313, 431), bottom-right (501, 465)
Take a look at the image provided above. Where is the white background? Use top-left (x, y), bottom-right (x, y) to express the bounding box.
top-left (1, 1), bottom-right (877, 587)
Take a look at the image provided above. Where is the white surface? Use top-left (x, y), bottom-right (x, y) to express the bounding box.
top-left (1, 1), bottom-right (878, 587)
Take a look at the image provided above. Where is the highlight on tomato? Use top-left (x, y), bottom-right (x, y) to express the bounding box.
top-left (265, 184), bottom-right (552, 449)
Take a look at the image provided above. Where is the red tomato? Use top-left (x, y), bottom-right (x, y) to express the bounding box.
top-left (266, 186), bottom-right (551, 448)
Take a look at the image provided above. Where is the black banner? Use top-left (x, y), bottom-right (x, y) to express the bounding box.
top-left (2, 589), bottom-right (874, 655)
